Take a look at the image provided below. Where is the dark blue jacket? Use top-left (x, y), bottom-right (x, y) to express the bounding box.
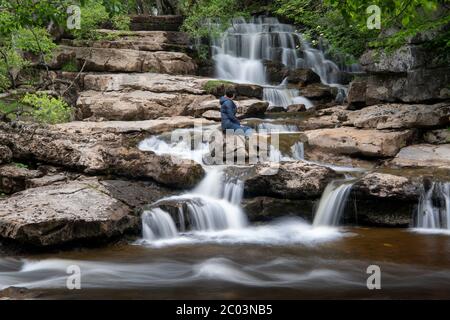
top-left (220, 96), bottom-right (240, 130)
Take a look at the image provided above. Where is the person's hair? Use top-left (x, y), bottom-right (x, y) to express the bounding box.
top-left (225, 87), bottom-right (236, 98)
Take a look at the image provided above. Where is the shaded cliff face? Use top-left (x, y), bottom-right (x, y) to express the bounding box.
top-left (348, 35), bottom-right (450, 108)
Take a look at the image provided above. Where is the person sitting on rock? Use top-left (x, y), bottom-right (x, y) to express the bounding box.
top-left (220, 87), bottom-right (252, 136)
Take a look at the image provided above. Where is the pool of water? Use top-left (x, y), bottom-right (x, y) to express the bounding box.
top-left (1, 226), bottom-right (449, 299)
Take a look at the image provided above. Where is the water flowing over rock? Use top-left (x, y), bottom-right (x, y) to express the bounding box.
top-left (243, 161), bottom-right (342, 199)
top-left (391, 144), bottom-right (450, 170)
top-left (305, 127), bottom-right (415, 157)
top-left (0, 120), bottom-right (207, 188)
top-left (0, 178), bottom-right (139, 247)
top-left (313, 180), bottom-right (354, 227)
top-left (211, 17), bottom-right (347, 108)
top-left (414, 182), bottom-right (450, 230)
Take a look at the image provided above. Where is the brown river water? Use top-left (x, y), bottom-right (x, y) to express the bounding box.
top-left (1, 226), bottom-right (449, 299)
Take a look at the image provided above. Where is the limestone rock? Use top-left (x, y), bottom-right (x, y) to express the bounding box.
top-left (244, 161), bottom-right (342, 199)
top-left (287, 68), bottom-right (321, 86)
top-left (346, 102), bottom-right (450, 130)
top-left (423, 129), bottom-right (450, 145)
top-left (391, 144), bottom-right (450, 169)
top-left (305, 127), bottom-right (414, 157)
top-left (0, 178), bottom-right (139, 246)
top-left (0, 145), bottom-right (12, 164)
top-left (50, 46), bottom-right (197, 75)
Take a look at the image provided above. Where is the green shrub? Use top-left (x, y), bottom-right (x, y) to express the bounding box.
top-left (111, 14), bottom-right (131, 31)
top-left (71, 1), bottom-right (109, 40)
top-left (21, 93), bottom-right (72, 124)
top-left (61, 59), bottom-right (79, 72)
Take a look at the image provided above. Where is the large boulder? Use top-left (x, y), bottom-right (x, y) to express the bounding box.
top-left (423, 129), bottom-right (450, 145)
top-left (346, 102), bottom-right (450, 130)
top-left (287, 68), bottom-right (321, 87)
top-left (353, 172), bottom-right (420, 200)
top-left (0, 145), bottom-right (12, 164)
top-left (390, 144), bottom-right (450, 170)
top-left (0, 120), bottom-right (207, 188)
top-left (263, 60), bottom-right (288, 84)
top-left (76, 90), bottom-right (215, 120)
top-left (305, 127), bottom-right (415, 157)
top-left (0, 164), bottom-right (43, 194)
top-left (50, 46), bottom-right (197, 75)
top-left (62, 30), bottom-right (190, 52)
top-left (0, 178), bottom-right (139, 247)
top-left (347, 78), bottom-right (367, 109)
top-left (244, 161), bottom-right (342, 199)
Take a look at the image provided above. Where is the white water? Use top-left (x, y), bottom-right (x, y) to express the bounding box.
top-left (414, 182), bottom-right (450, 230)
top-left (211, 16), bottom-right (348, 108)
top-left (313, 180), bottom-right (354, 227)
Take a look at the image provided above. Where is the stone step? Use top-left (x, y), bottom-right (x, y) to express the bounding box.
top-left (50, 45), bottom-right (197, 75)
top-left (130, 15), bottom-right (183, 31)
top-left (61, 30), bottom-right (191, 52)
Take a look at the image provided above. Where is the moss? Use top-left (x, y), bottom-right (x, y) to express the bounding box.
top-left (202, 80), bottom-right (234, 94)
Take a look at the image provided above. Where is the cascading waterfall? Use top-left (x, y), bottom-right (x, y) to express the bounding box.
top-left (141, 168), bottom-right (248, 241)
top-left (211, 16), bottom-right (351, 108)
top-left (313, 180), bottom-right (354, 227)
top-left (415, 182), bottom-right (450, 230)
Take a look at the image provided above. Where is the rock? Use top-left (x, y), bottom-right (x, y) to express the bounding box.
top-left (305, 127), bottom-right (415, 157)
top-left (0, 164), bottom-right (43, 194)
top-left (236, 99), bottom-right (269, 117)
top-left (62, 30), bottom-right (190, 52)
top-left (202, 110), bottom-right (221, 121)
top-left (50, 46), bottom-right (197, 75)
top-left (263, 60), bottom-right (288, 83)
top-left (199, 99), bottom-right (268, 120)
top-left (76, 90), bottom-right (215, 120)
top-left (347, 78), bottom-right (367, 109)
top-left (353, 172), bottom-right (420, 200)
top-left (204, 81), bottom-right (264, 99)
top-left (266, 106), bottom-right (286, 113)
top-left (390, 144), bottom-right (450, 169)
top-left (364, 69), bottom-right (450, 104)
top-left (360, 45), bottom-right (429, 73)
top-left (423, 129), bottom-right (450, 144)
top-left (235, 84), bottom-right (264, 100)
top-left (244, 161), bottom-right (342, 199)
top-left (242, 197), bottom-right (315, 222)
top-left (83, 73), bottom-right (210, 94)
top-left (287, 68), bottom-right (321, 86)
top-left (346, 102), bottom-right (450, 129)
top-left (0, 121), bottom-right (206, 188)
top-left (0, 178), bottom-right (139, 247)
top-left (286, 104), bottom-right (306, 113)
top-left (130, 15), bottom-right (183, 32)
top-left (299, 83), bottom-right (336, 101)
top-left (0, 145), bottom-right (12, 164)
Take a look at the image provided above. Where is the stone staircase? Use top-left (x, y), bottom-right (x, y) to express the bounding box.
top-left (47, 15), bottom-right (269, 122)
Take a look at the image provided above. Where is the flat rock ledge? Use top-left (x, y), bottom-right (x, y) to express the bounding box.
top-left (390, 144), bottom-right (450, 170)
top-left (0, 178), bottom-right (138, 247)
top-left (0, 120), bottom-right (208, 189)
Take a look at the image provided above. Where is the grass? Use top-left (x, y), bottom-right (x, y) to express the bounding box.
top-left (61, 60), bottom-right (79, 72)
top-left (202, 80), bottom-right (234, 94)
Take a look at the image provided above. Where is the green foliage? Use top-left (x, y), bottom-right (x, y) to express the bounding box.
top-left (61, 59), bottom-right (79, 72)
top-left (15, 27), bottom-right (57, 59)
top-left (111, 14), bottom-right (131, 30)
top-left (180, 0), bottom-right (251, 39)
top-left (72, 1), bottom-right (110, 39)
top-left (21, 93), bottom-right (72, 124)
top-left (13, 162), bottom-right (28, 169)
top-left (325, 0), bottom-right (450, 51)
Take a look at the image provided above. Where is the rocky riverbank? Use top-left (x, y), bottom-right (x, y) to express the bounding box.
top-left (0, 15), bottom-right (449, 251)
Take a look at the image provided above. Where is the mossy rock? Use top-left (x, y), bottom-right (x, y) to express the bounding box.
top-left (202, 80), bottom-right (234, 96)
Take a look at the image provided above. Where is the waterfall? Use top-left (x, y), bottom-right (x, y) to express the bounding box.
top-left (313, 180), bottom-right (354, 227)
top-left (291, 142), bottom-right (304, 160)
top-left (211, 16), bottom-right (348, 108)
top-left (415, 182), bottom-right (450, 230)
top-left (142, 168), bottom-right (248, 240)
